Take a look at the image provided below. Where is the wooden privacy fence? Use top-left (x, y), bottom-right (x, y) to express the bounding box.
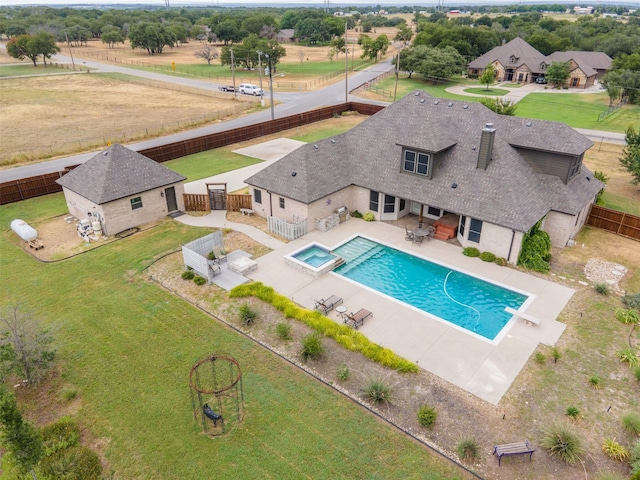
top-left (227, 194), bottom-right (252, 212)
top-left (0, 102), bottom-right (383, 206)
top-left (268, 217), bottom-right (308, 241)
top-left (183, 194), bottom-right (210, 212)
top-left (586, 205), bottom-right (640, 241)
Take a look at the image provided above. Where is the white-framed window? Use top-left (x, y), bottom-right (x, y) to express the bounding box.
top-left (130, 197), bottom-right (143, 210)
top-left (384, 195), bottom-right (395, 213)
top-left (403, 149), bottom-right (430, 176)
top-left (254, 189), bottom-right (262, 204)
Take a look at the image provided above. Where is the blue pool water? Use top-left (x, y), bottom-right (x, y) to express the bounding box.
top-left (333, 237), bottom-right (527, 340)
top-left (293, 245), bottom-right (338, 268)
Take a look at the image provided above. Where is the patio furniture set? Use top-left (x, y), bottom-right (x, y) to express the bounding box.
top-left (405, 225), bottom-right (435, 246)
top-left (314, 295), bottom-right (373, 329)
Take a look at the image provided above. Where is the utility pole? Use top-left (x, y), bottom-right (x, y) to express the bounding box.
top-left (256, 50), bottom-right (264, 107)
top-left (265, 54), bottom-right (275, 120)
top-left (394, 44), bottom-right (401, 102)
top-left (344, 21), bottom-right (348, 103)
top-left (64, 32), bottom-right (75, 70)
top-left (230, 47), bottom-right (237, 99)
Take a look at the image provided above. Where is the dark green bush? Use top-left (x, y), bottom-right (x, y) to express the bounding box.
top-left (595, 283), bottom-right (610, 295)
top-left (301, 333), bottom-right (323, 361)
top-left (541, 422), bottom-right (584, 464)
top-left (417, 403), bottom-right (437, 428)
top-left (193, 275), bottom-right (206, 286)
top-left (239, 303), bottom-right (257, 325)
top-left (494, 257), bottom-right (507, 266)
top-left (622, 292), bottom-right (640, 310)
top-left (362, 378), bottom-right (392, 405)
top-left (181, 270), bottom-right (195, 280)
top-left (566, 406), bottom-right (580, 419)
top-left (518, 221), bottom-right (551, 273)
top-left (207, 251), bottom-right (216, 261)
top-left (479, 251), bottom-right (496, 262)
top-left (38, 445), bottom-right (102, 480)
top-left (350, 210), bottom-right (363, 219)
top-left (462, 247), bottom-right (480, 257)
top-left (336, 363), bottom-right (349, 381)
top-left (456, 437), bottom-right (479, 460)
top-left (40, 417), bottom-right (80, 456)
top-left (534, 352), bottom-right (546, 364)
top-left (275, 322), bottom-right (291, 340)
top-left (593, 170), bottom-right (609, 205)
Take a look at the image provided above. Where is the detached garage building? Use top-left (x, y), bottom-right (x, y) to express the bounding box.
top-left (56, 144), bottom-right (185, 236)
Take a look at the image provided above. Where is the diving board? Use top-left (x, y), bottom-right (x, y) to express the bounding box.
top-left (505, 307), bottom-right (541, 326)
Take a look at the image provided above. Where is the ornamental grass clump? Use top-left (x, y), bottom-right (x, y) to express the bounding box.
top-left (622, 412), bottom-right (640, 436)
top-left (456, 437), bottom-right (479, 461)
top-left (566, 406), bottom-right (580, 420)
top-left (595, 283), bottom-right (610, 295)
top-left (417, 403), bottom-right (437, 428)
top-left (362, 378), bottom-right (392, 406)
top-left (617, 347), bottom-right (639, 367)
top-left (301, 333), bottom-right (323, 361)
top-left (239, 303), bottom-right (257, 325)
top-left (589, 375), bottom-right (602, 389)
top-left (275, 322), bottom-right (291, 340)
top-left (540, 422), bottom-right (584, 465)
top-left (602, 438), bottom-right (628, 461)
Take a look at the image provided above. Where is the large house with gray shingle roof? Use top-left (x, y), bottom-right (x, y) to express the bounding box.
top-left (467, 37), bottom-right (611, 88)
top-left (245, 92), bottom-right (604, 263)
top-left (56, 144), bottom-right (185, 236)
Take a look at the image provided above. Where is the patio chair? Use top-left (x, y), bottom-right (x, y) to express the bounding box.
top-left (209, 262), bottom-right (221, 276)
top-left (212, 246), bottom-right (227, 264)
top-left (344, 308), bottom-right (373, 329)
top-left (314, 295), bottom-right (343, 314)
top-left (405, 226), bottom-right (414, 241)
top-left (413, 234), bottom-right (424, 246)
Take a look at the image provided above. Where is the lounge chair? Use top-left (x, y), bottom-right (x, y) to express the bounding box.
top-left (212, 246), bottom-right (227, 263)
top-left (344, 308), bottom-right (373, 329)
top-left (314, 295), bottom-right (343, 314)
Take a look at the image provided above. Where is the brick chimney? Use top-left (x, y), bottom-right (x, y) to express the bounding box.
top-left (477, 123), bottom-right (496, 170)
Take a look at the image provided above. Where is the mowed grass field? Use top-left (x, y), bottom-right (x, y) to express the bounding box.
top-left (0, 195), bottom-right (468, 480)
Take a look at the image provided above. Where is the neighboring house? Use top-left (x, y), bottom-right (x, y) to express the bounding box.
top-left (56, 144), bottom-right (185, 236)
top-left (467, 37), bottom-right (612, 88)
top-left (245, 92), bottom-right (603, 264)
top-left (274, 29), bottom-right (295, 43)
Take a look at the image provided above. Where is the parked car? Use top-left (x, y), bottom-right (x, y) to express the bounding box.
top-left (535, 77), bottom-right (547, 84)
top-left (219, 85), bottom-right (235, 92)
top-left (238, 83), bottom-right (263, 96)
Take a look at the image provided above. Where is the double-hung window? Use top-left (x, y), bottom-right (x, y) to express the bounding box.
top-left (254, 189), bottom-right (262, 204)
top-left (369, 190), bottom-right (379, 212)
top-left (130, 197), bottom-right (143, 210)
top-left (403, 149), bottom-right (430, 176)
top-left (469, 218), bottom-right (483, 243)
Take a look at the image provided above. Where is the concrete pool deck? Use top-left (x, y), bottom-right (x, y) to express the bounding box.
top-left (248, 218), bottom-right (572, 405)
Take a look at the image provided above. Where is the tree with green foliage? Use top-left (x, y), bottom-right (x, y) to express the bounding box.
top-left (0, 384), bottom-right (44, 477)
top-left (101, 25), bottom-right (125, 48)
top-left (479, 63), bottom-right (496, 90)
top-left (394, 23), bottom-right (413, 43)
top-left (518, 219), bottom-right (551, 273)
top-left (620, 126), bottom-right (640, 185)
top-left (6, 32), bottom-right (59, 67)
top-left (358, 34), bottom-right (389, 61)
top-left (220, 35), bottom-right (285, 73)
top-left (328, 37), bottom-right (345, 62)
top-left (545, 61), bottom-right (571, 87)
top-left (214, 19), bottom-right (243, 45)
top-left (480, 97), bottom-right (517, 116)
top-left (128, 22), bottom-right (176, 55)
top-left (296, 17), bottom-right (330, 45)
top-left (416, 45), bottom-right (466, 83)
top-left (0, 304), bottom-right (56, 385)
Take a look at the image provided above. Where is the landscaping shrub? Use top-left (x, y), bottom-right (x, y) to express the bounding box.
top-left (301, 333), bottom-right (323, 361)
top-left (193, 275), bottom-right (206, 285)
top-left (616, 308), bottom-right (640, 325)
top-left (181, 270), bottom-right (195, 280)
top-left (455, 437), bottom-right (479, 460)
top-left (617, 347), bottom-right (639, 367)
top-left (566, 406), bottom-right (580, 420)
top-left (593, 170), bottom-right (609, 205)
top-left (417, 403), bottom-right (437, 428)
top-left (635, 366), bottom-right (640, 382)
top-left (589, 375), bottom-right (602, 389)
top-left (207, 251), bottom-right (216, 261)
top-left (518, 220), bottom-right (551, 273)
top-left (336, 362), bottom-right (349, 381)
top-left (540, 422), bottom-right (584, 464)
top-left (632, 438), bottom-right (640, 462)
top-left (534, 352), bottom-right (546, 364)
top-left (622, 292), bottom-right (640, 310)
top-left (40, 417), bottom-right (80, 456)
top-left (493, 257), bottom-right (507, 266)
top-left (602, 438), bottom-right (628, 461)
top-left (595, 283), bottom-right (610, 295)
top-left (230, 282), bottom-right (419, 373)
top-left (38, 445), bottom-right (102, 480)
top-left (622, 412), bottom-right (640, 436)
top-left (462, 247), bottom-right (480, 257)
top-left (239, 303), bottom-right (257, 325)
top-left (275, 322), bottom-right (291, 340)
top-left (350, 210), bottom-right (363, 219)
top-left (363, 212), bottom-right (375, 222)
top-left (362, 378), bottom-right (392, 406)
top-left (479, 251), bottom-right (496, 262)
top-left (61, 388), bottom-right (77, 402)
top-left (551, 346), bottom-right (561, 363)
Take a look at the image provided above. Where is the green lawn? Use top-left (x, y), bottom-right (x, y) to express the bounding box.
top-left (163, 150), bottom-right (262, 183)
top-left (0, 63), bottom-right (71, 77)
top-left (463, 87), bottom-right (509, 96)
top-left (0, 195), bottom-right (466, 480)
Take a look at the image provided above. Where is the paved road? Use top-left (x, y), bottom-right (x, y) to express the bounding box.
top-left (0, 54), bottom-right (393, 182)
top-left (0, 55), bottom-right (626, 182)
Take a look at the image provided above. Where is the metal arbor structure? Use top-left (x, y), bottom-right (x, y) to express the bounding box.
top-left (189, 354), bottom-right (244, 436)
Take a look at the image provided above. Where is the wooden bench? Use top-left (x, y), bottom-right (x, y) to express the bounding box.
top-left (493, 440), bottom-right (535, 466)
top-left (505, 307), bottom-right (541, 326)
top-left (240, 208), bottom-right (254, 216)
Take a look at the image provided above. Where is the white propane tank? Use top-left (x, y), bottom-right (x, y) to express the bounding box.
top-left (10, 219), bottom-right (38, 242)
top-left (92, 221), bottom-right (102, 237)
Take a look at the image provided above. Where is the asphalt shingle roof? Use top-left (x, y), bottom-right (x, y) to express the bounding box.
top-left (468, 37), bottom-right (546, 72)
top-left (245, 92), bottom-right (604, 233)
top-left (56, 144), bottom-right (185, 204)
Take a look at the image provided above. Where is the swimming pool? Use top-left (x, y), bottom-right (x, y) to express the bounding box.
top-left (332, 236), bottom-right (528, 340)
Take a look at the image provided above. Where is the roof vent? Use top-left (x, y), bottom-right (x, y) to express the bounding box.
top-left (292, 172), bottom-right (297, 177)
top-left (451, 183), bottom-right (457, 189)
top-left (313, 144), bottom-right (319, 149)
top-left (448, 102), bottom-right (454, 107)
top-left (526, 121), bottom-right (532, 127)
top-left (103, 151), bottom-right (108, 156)
top-left (586, 176), bottom-right (590, 181)
top-left (415, 91), bottom-right (420, 96)
top-left (330, 139), bottom-right (336, 144)
top-left (420, 99), bottom-right (425, 103)
top-left (463, 104), bottom-right (469, 109)
top-left (434, 100), bottom-right (439, 105)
